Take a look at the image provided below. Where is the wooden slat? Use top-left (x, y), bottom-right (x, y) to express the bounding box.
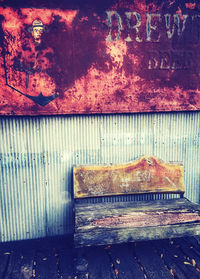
top-left (74, 222), bottom-right (200, 247)
top-left (58, 248), bottom-right (74, 279)
top-left (35, 249), bottom-right (58, 279)
top-left (3, 251), bottom-right (23, 279)
top-left (153, 240), bottom-right (190, 279)
top-left (154, 239), bottom-right (200, 279)
top-left (184, 236), bottom-right (200, 252)
top-left (5, 250), bottom-right (34, 279)
top-left (134, 242), bottom-right (173, 279)
top-left (108, 244), bottom-right (145, 279)
top-left (74, 156), bottom-right (184, 198)
top-left (74, 248), bottom-right (89, 279)
top-left (2, 237), bottom-right (200, 279)
top-left (0, 241), bottom-right (36, 279)
top-left (17, 250), bottom-right (34, 279)
top-left (75, 197), bottom-right (194, 212)
top-left (75, 198), bottom-right (200, 232)
top-left (83, 246), bottom-right (116, 279)
top-left (74, 198), bottom-right (200, 247)
top-left (174, 238), bottom-right (200, 269)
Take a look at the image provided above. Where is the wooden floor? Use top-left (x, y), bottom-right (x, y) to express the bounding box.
top-left (1, 236), bottom-right (200, 279)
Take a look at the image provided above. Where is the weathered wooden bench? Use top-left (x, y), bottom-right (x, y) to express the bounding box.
top-left (73, 156), bottom-right (200, 247)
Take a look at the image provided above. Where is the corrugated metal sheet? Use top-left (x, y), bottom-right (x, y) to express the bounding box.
top-left (0, 112), bottom-right (200, 242)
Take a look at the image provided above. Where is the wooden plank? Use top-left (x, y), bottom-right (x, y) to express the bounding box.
top-left (4, 249), bottom-right (34, 279)
top-left (173, 238), bottom-right (200, 270)
top-left (184, 236), bottom-right (200, 252)
top-left (153, 240), bottom-right (189, 279)
top-left (153, 239), bottom-right (200, 279)
top-left (11, 249), bottom-right (34, 279)
top-left (75, 199), bottom-right (200, 232)
top-left (83, 246), bottom-right (116, 279)
top-left (58, 248), bottom-right (74, 279)
top-left (3, 251), bottom-right (23, 279)
top-left (108, 243), bottom-right (145, 279)
top-left (56, 236), bottom-right (75, 279)
top-left (74, 248), bottom-right (89, 279)
top-left (74, 156), bottom-right (184, 198)
top-left (77, 209), bottom-right (200, 231)
top-left (74, 222), bottom-right (200, 247)
top-left (0, 237), bottom-right (74, 279)
top-left (75, 197), bottom-right (195, 212)
top-left (0, 242), bottom-right (34, 279)
top-left (35, 249), bottom-right (58, 279)
top-left (134, 242), bottom-right (173, 279)
top-left (194, 235), bottom-right (200, 243)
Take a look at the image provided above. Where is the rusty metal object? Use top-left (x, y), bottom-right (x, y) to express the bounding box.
top-left (0, 1), bottom-right (200, 114)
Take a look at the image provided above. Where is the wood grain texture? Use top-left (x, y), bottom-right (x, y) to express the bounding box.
top-left (75, 198), bottom-right (200, 231)
top-left (74, 222), bottom-right (200, 248)
top-left (83, 246), bottom-right (116, 279)
top-left (3, 251), bottom-right (29, 279)
top-left (1, 236), bottom-right (200, 279)
top-left (74, 198), bottom-right (200, 247)
top-left (35, 250), bottom-right (58, 279)
top-left (173, 238), bottom-right (200, 270)
top-left (5, 250), bottom-right (34, 279)
top-left (134, 242), bottom-right (174, 279)
top-left (153, 239), bottom-right (200, 279)
top-left (154, 240), bottom-right (188, 279)
top-left (108, 244), bottom-right (146, 279)
top-left (74, 248), bottom-right (89, 279)
top-left (74, 156), bottom-right (184, 198)
top-left (58, 249), bottom-right (74, 279)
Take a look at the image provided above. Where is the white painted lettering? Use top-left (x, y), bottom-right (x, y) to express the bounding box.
top-left (146, 13), bottom-right (161, 42)
top-left (106, 11), bottom-right (123, 42)
top-left (160, 52), bottom-right (170, 69)
top-left (148, 52), bottom-right (159, 69)
top-left (165, 14), bottom-right (188, 39)
top-left (125, 12), bottom-right (143, 42)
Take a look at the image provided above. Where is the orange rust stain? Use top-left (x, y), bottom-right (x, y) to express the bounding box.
top-left (74, 156), bottom-right (184, 198)
top-left (0, 7), bottom-right (23, 30)
top-left (0, 8), bottom-right (79, 104)
top-left (175, 7), bottom-right (185, 21)
top-left (185, 3), bottom-right (196, 9)
top-left (169, 1), bottom-right (176, 7)
top-left (21, 9), bottom-right (77, 28)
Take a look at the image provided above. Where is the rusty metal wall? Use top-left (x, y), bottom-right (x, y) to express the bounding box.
top-left (0, 112), bottom-right (200, 242)
top-left (1, 3), bottom-right (200, 115)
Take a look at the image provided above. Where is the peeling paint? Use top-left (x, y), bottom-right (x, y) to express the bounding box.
top-left (0, 0), bottom-right (200, 115)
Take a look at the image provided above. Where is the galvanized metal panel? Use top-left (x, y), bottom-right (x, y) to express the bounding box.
top-left (0, 112), bottom-right (200, 241)
top-left (0, 117), bottom-right (46, 242)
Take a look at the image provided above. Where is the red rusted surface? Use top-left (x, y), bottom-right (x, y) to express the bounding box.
top-left (92, 211), bottom-right (200, 228)
top-left (0, 0), bottom-right (200, 115)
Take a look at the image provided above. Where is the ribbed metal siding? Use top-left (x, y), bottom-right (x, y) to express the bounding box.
top-left (0, 117), bottom-right (46, 241)
top-left (0, 112), bottom-right (200, 242)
